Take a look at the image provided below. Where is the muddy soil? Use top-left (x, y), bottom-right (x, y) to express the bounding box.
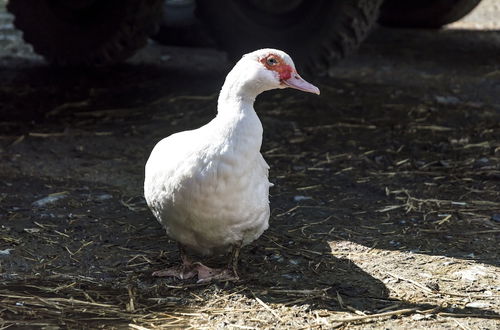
top-left (1, 1), bottom-right (499, 329)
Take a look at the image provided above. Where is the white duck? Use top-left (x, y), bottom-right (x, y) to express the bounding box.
top-left (144, 48), bottom-right (319, 282)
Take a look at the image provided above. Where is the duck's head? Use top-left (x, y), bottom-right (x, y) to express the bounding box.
top-left (229, 48), bottom-right (320, 97)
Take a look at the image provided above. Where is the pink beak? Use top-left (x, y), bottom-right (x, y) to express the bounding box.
top-left (283, 73), bottom-right (320, 95)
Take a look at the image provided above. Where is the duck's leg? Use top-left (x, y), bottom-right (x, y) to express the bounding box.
top-left (195, 243), bottom-right (241, 283)
top-left (152, 244), bottom-right (198, 279)
top-left (229, 243), bottom-right (241, 278)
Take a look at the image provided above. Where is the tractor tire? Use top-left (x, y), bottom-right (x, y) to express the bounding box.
top-left (196, 0), bottom-right (383, 75)
top-left (379, 0), bottom-right (482, 28)
top-left (7, 0), bottom-right (163, 65)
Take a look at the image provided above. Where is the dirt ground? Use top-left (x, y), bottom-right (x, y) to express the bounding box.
top-left (1, 1), bottom-right (499, 329)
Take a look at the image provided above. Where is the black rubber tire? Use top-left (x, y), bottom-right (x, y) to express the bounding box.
top-left (7, 0), bottom-right (163, 65)
top-left (196, 0), bottom-right (383, 75)
top-left (379, 0), bottom-right (482, 29)
top-left (152, 22), bottom-right (216, 48)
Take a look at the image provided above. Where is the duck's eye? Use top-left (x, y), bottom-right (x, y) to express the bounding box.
top-left (266, 57), bottom-right (278, 66)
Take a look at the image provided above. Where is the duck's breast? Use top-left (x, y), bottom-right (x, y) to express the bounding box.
top-left (168, 142), bottom-right (270, 254)
top-left (145, 111), bottom-right (271, 255)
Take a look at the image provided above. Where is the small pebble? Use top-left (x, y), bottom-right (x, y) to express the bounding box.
top-left (374, 155), bottom-right (386, 164)
top-left (160, 55), bottom-right (171, 62)
top-left (269, 254), bottom-right (284, 263)
top-left (435, 95), bottom-right (460, 105)
top-left (281, 273), bottom-right (301, 281)
top-left (439, 160), bottom-right (450, 167)
top-left (294, 195), bottom-right (312, 202)
top-left (96, 194), bottom-right (113, 201)
top-left (491, 214), bottom-right (500, 222)
top-left (415, 161), bottom-right (426, 167)
top-left (32, 193), bottom-right (68, 207)
top-left (39, 213), bottom-right (56, 219)
top-left (474, 157), bottom-right (490, 168)
top-left (0, 249), bottom-right (13, 256)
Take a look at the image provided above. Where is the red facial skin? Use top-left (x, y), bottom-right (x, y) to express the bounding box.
top-left (260, 54), bottom-right (293, 82)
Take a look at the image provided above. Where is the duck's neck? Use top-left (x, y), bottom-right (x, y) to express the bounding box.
top-left (216, 65), bottom-right (263, 115)
top-left (213, 70), bottom-right (264, 152)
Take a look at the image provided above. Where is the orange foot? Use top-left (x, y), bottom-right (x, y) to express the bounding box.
top-left (193, 262), bottom-right (239, 283)
top-left (152, 262), bottom-right (198, 280)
